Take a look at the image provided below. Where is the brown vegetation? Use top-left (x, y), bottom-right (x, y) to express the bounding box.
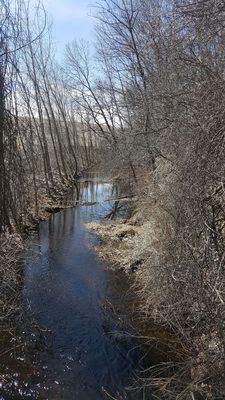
top-left (1, 0), bottom-right (225, 398)
top-left (0, 233), bottom-right (23, 332)
top-left (78, 1), bottom-right (225, 397)
top-left (0, 0), bottom-right (100, 236)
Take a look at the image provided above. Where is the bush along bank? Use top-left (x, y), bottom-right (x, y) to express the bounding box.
top-left (86, 170), bottom-right (225, 400)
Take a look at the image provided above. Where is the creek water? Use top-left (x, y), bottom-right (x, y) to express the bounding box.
top-left (0, 179), bottom-right (150, 400)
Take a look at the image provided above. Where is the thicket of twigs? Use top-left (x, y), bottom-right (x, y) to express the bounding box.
top-left (0, 233), bottom-right (23, 331)
top-left (1, 0), bottom-right (225, 397)
top-left (65, 0), bottom-right (225, 398)
top-left (0, 0), bottom-right (101, 235)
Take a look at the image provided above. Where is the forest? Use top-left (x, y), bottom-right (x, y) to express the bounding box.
top-left (1, 0), bottom-right (225, 399)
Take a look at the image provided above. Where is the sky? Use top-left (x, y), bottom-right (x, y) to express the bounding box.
top-left (43, 0), bottom-right (97, 59)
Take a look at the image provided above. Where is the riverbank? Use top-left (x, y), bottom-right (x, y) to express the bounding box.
top-left (0, 175), bottom-right (78, 361)
top-left (86, 208), bottom-right (220, 399)
top-left (85, 218), bottom-right (142, 272)
top-left (0, 233), bottom-right (24, 330)
top-left (1, 174), bottom-right (223, 399)
top-left (23, 177), bottom-right (77, 233)
top-left (0, 178), bottom-right (149, 400)
top-left (23, 173), bottom-right (106, 232)
top-left (0, 174), bottom-right (103, 335)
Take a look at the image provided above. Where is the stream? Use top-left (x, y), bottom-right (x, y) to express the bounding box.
top-left (0, 179), bottom-right (151, 400)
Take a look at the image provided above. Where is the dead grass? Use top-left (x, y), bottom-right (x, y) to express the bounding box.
top-left (85, 220), bottom-right (142, 271)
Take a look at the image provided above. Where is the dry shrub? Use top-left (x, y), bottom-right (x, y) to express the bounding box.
top-left (129, 151), bottom-right (225, 398)
top-left (0, 233), bottom-right (24, 329)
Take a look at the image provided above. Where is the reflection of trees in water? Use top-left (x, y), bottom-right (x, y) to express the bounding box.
top-left (47, 208), bottom-right (76, 244)
top-left (45, 181), bottom-right (118, 245)
top-left (63, 182), bottom-right (80, 205)
top-left (74, 182), bottom-right (80, 201)
top-left (111, 182), bottom-right (119, 198)
top-left (80, 180), bottom-right (100, 203)
top-left (72, 179), bottom-right (118, 206)
top-left (17, 180), bottom-right (144, 400)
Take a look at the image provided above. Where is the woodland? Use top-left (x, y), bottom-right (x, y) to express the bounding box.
top-left (1, 0), bottom-right (225, 399)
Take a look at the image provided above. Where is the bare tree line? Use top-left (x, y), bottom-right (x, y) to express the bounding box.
top-left (0, 0), bottom-right (99, 234)
top-left (63, 0), bottom-right (225, 398)
top-left (1, 0), bottom-right (225, 397)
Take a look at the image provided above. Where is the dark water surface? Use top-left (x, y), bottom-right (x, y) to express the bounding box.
top-left (1, 180), bottom-right (148, 399)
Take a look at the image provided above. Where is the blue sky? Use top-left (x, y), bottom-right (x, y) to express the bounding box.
top-left (43, 0), bottom-right (97, 59)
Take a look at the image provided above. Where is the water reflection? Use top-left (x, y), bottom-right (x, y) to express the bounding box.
top-left (13, 180), bottom-right (147, 400)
